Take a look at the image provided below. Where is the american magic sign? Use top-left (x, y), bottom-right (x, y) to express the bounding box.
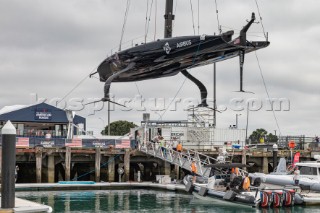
top-left (35, 109), bottom-right (52, 120)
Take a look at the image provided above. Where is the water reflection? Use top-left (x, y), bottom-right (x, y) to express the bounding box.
top-left (15, 190), bottom-right (320, 213)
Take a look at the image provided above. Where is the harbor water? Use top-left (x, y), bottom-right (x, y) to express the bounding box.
top-left (16, 189), bottom-right (320, 213)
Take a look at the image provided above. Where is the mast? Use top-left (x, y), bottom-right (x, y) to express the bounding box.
top-left (164, 0), bottom-right (174, 38)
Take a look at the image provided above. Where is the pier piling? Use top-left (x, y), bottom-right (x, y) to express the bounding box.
top-left (47, 154), bottom-right (55, 183)
top-left (65, 147), bottom-right (71, 181)
top-left (175, 165), bottom-right (180, 180)
top-left (164, 162), bottom-right (171, 176)
top-left (95, 148), bottom-right (101, 182)
top-left (124, 150), bottom-right (130, 182)
top-left (36, 147), bottom-right (42, 183)
top-left (1, 121), bottom-right (16, 209)
top-left (262, 156), bottom-right (268, 174)
top-left (108, 155), bottom-right (115, 182)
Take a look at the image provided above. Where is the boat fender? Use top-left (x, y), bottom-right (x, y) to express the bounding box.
top-left (185, 181), bottom-right (194, 193)
top-left (294, 193), bottom-right (304, 205)
top-left (199, 187), bottom-right (208, 197)
top-left (223, 190), bottom-right (237, 201)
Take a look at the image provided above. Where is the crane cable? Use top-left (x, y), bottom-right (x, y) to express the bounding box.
top-left (119, 0), bottom-right (131, 51)
top-left (172, 0), bottom-right (179, 30)
top-left (197, 0), bottom-right (200, 35)
top-left (189, 0), bottom-right (196, 35)
top-left (154, 0), bottom-right (157, 40)
top-left (254, 51), bottom-right (282, 136)
top-left (144, 0), bottom-right (150, 42)
top-left (254, 0), bottom-right (267, 40)
top-left (57, 67), bottom-right (97, 105)
top-left (145, 0), bottom-right (154, 42)
top-left (214, 0), bottom-right (221, 34)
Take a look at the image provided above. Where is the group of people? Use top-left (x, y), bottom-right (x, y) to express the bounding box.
top-left (151, 135), bottom-right (183, 156)
top-left (230, 167), bottom-right (251, 191)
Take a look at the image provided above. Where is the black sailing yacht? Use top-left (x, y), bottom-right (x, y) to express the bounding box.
top-left (96, 10), bottom-right (269, 107)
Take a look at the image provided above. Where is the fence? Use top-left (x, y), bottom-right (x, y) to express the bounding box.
top-left (0, 136), bottom-right (131, 149)
top-left (278, 136), bottom-right (316, 150)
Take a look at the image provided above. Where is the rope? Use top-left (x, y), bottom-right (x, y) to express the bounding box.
top-left (154, 0), bottom-right (157, 40)
top-left (72, 154), bottom-right (120, 181)
top-left (135, 82), bottom-right (142, 96)
top-left (144, 0), bottom-right (149, 43)
top-left (254, 0), bottom-right (267, 40)
top-left (57, 67), bottom-right (97, 105)
top-left (214, 0), bottom-right (221, 34)
top-left (145, 0), bottom-right (154, 42)
top-left (189, 0), bottom-right (196, 35)
top-left (119, 0), bottom-right (131, 51)
top-left (197, 0), bottom-right (200, 35)
top-left (254, 51), bottom-right (282, 136)
top-left (172, 0), bottom-right (179, 29)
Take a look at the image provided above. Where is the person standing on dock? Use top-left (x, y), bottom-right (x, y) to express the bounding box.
top-left (176, 142), bottom-right (182, 153)
top-left (316, 136), bottom-right (319, 148)
top-left (243, 173), bottom-right (251, 191)
top-left (293, 167), bottom-right (300, 185)
top-left (230, 167), bottom-right (239, 181)
top-left (172, 137), bottom-right (178, 151)
top-left (191, 160), bottom-right (197, 183)
top-left (159, 136), bottom-right (166, 158)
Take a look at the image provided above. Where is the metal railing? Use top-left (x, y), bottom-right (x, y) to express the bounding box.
top-left (16, 129), bottom-right (68, 138)
top-left (138, 140), bottom-right (218, 178)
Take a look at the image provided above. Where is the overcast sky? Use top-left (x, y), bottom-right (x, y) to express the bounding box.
top-left (1, 0), bottom-right (319, 137)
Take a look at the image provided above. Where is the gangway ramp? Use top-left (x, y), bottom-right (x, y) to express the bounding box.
top-left (138, 140), bottom-right (217, 178)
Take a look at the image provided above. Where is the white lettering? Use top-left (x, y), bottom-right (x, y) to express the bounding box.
top-left (176, 40), bottom-right (192, 48)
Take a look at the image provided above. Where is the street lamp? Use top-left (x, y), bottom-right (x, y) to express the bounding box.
top-left (236, 114), bottom-right (241, 129)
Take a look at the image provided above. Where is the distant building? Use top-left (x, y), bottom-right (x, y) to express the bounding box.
top-left (0, 102), bottom-right (85, 138)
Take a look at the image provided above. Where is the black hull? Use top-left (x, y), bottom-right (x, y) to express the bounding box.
top-left (97, 32), bottom-right (269, 82)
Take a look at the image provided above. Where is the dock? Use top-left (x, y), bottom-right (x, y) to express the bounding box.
top-left (9, 146), bottom-right (319, 184)
top-left (0, 197), bottom-right (52, 213)
top-left (14, 182), bottom-right (186, 192)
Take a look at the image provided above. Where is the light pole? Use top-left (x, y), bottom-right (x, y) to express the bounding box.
top-left (236, 114), bottom-right (241, 129)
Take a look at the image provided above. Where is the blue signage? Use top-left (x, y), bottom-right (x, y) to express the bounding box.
top-left (35, 109), bottom-right (52, 120)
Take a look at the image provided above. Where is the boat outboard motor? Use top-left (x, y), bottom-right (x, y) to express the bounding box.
top-left (230, 176), bottom-right (242, 189)
top-left (283, 189), bottom-right (295, 206)
top-left (223, 190), bottom-right (237, 201)
top-left (272, 191), bottom-right (283, 208)
top-left (294, 193), bottom-right (304, 205)
top-left (198, 187), bottom-right (208, 197)
top-left (185, 181), bottom-right (194, 194)
top-left (207, 176), bottom-right (216, 190)
top-left (252, 177), bottom-right (261, 187)
top-left (260, 191), bottom-right (272, 208)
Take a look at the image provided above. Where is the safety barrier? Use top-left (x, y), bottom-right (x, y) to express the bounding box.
top-left (138, 140), bottom-right (218, 178)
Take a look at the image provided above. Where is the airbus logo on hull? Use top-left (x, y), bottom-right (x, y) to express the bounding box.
top-left (176, 40), bottom-right (192, 48)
